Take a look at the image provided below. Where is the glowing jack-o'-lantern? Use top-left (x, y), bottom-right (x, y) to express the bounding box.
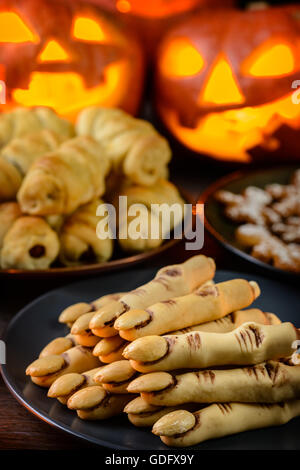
top-left (156, 6), bottom-right (300, 163)
top-left (0, 0), bottom-right (144, 119)
top-left (86, 0), bottom-right (234, 56)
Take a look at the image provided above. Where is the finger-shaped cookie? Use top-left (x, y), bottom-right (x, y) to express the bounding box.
top-left (91, 312), bottom-right (280, 384)
top-left (93, 339), bottom-right (129, 364)
top-left (58, 293), bottom-right (125, 327)
top-left (71, 312), bottom-right (100, 347)
top-left (153, 401), bottom-right (300, 447)
top-left (94, 360), bottom-right (138, 394)
top-left (39, 334), bottom-right (78, 358)
top-left (233, 309), bottom-right (281, 327)
top-left (93, 336), bottom-right (126, 357)
top-left (124, 397), bottom-right (199, 427)
top-left (89, 255), bottom-right (216, 337)
top-left (67, 386), bottom-right (132, 420)
top-left (116, 279), bottom-right (260, 340)
top-left (26, 345), bottom-right (101, 388)
top-left (266, 313), bottom-right (282, 325)
top-left (173, 308), bottom-right (280, 335)
top-left (47, 367), bottom-right (103, 404)
top-left (124, 322), bottom-right (299, 373)
top-left (129, 361), bottom-right (300, 406)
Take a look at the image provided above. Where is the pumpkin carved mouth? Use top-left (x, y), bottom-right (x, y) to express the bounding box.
top-left (12, 60), bottom-right (130, 117)
top-left (159, 91), bottom-right (300, 163)
top-left (155, 6), bottom-right (300, 163)
top-left (0, 1), bottom-right (144, 117)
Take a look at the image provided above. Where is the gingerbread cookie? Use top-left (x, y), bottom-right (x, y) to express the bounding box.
top-left (237, 224), bottom-right (300, 272)
top-left (216, 169), bottom-right (300, 273)
top-left (272, 217), bottom-right (300, 243)
top-left (215, 187), bottom-right (272, 225)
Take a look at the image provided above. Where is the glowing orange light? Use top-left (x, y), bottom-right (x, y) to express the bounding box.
top-left (116, 0), bottom-right (131, 13)
top-left (160, 38), bottom-right (204, 77)
top-left (38, 40), bottom-right (70, 63)
top-left (0, 11), bottom-right (39, 43)
top-left (117, 0), bottom-right (199, 18)
top-left (201, 56), bottom-right (244, 105)
top-left (12, 61), bottom-right (130, 119)
top-left (244, 43), bottom-right (295, 77)
top-left (0, 64), bottom-right (5, 81)
top-left (160, 91), bottom-right (300, 162)
top-left (72, 16), bottom-right (108, 42)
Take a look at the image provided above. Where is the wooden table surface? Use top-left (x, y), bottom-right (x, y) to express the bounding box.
top-left (0, 151), bottom-right (294, 450)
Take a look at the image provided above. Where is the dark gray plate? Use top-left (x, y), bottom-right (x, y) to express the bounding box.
top-left (199, 166), bottom-right (300, 279)
top-left (1, 267), bottom-right (300, 450)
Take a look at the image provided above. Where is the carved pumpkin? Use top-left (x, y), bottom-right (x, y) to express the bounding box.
top-left (0, 0), bottom-right (144, 119)
top-left (156, 6), bottom-right (300, 163)
top-left (86, 0), bottom-right (234, 56)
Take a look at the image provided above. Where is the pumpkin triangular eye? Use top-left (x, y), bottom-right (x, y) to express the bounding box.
top-left (0, 11), bottom-right (39, 43)
top-left (242, 42), bottom-right (295, 77)
top-left (72, 16), bottom-right (109, 42)
top-left (159, 37), bottom-right (205, 77)
top-left (38, 40), bottom-right (71, 63)
top-left (201, 56), bottom-right (244, 105)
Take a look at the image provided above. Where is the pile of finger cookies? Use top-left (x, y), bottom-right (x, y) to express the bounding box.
top-left (215, 170), bottom-right (300, 273)
top-left (26, 255), bottom-right (300, 447)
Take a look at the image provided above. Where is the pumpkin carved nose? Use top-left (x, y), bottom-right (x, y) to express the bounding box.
top-left (200, 55), bottom-right (245, 106)
top-left (38, 40), bottom-right (70, 63)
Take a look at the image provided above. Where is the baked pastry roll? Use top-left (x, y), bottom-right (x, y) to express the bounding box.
top-left (116, 279), bottom-right (260, 340)
top-left (89, 255), bottom-right (215, 337)
top-left (0, 107), bottom-right (74, 148)
top-left (26, 345), bottom-right (101, 388)
top-left (0, 216), bottom-right (60, 270)
top-left (18, 137), bottom-right (110, 215)
top-left (124, 322), bottom-right (298, 373)
top-left (59, 199), bottom-right (113, 266)
top-left (0, 130), bottom-right (63, 201)
top-left (114, 179), bottom-right (185, 253)
top-left (153, 401), bottom-right (300, 447)
top-left (0, 202), bottom-right (22, 248)
top-left (76, 107), bottom-right (171, 187)
top-left (45, 214), bottom-right (64, 233)
top-left (129, 361), bottom-right (300, 406)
